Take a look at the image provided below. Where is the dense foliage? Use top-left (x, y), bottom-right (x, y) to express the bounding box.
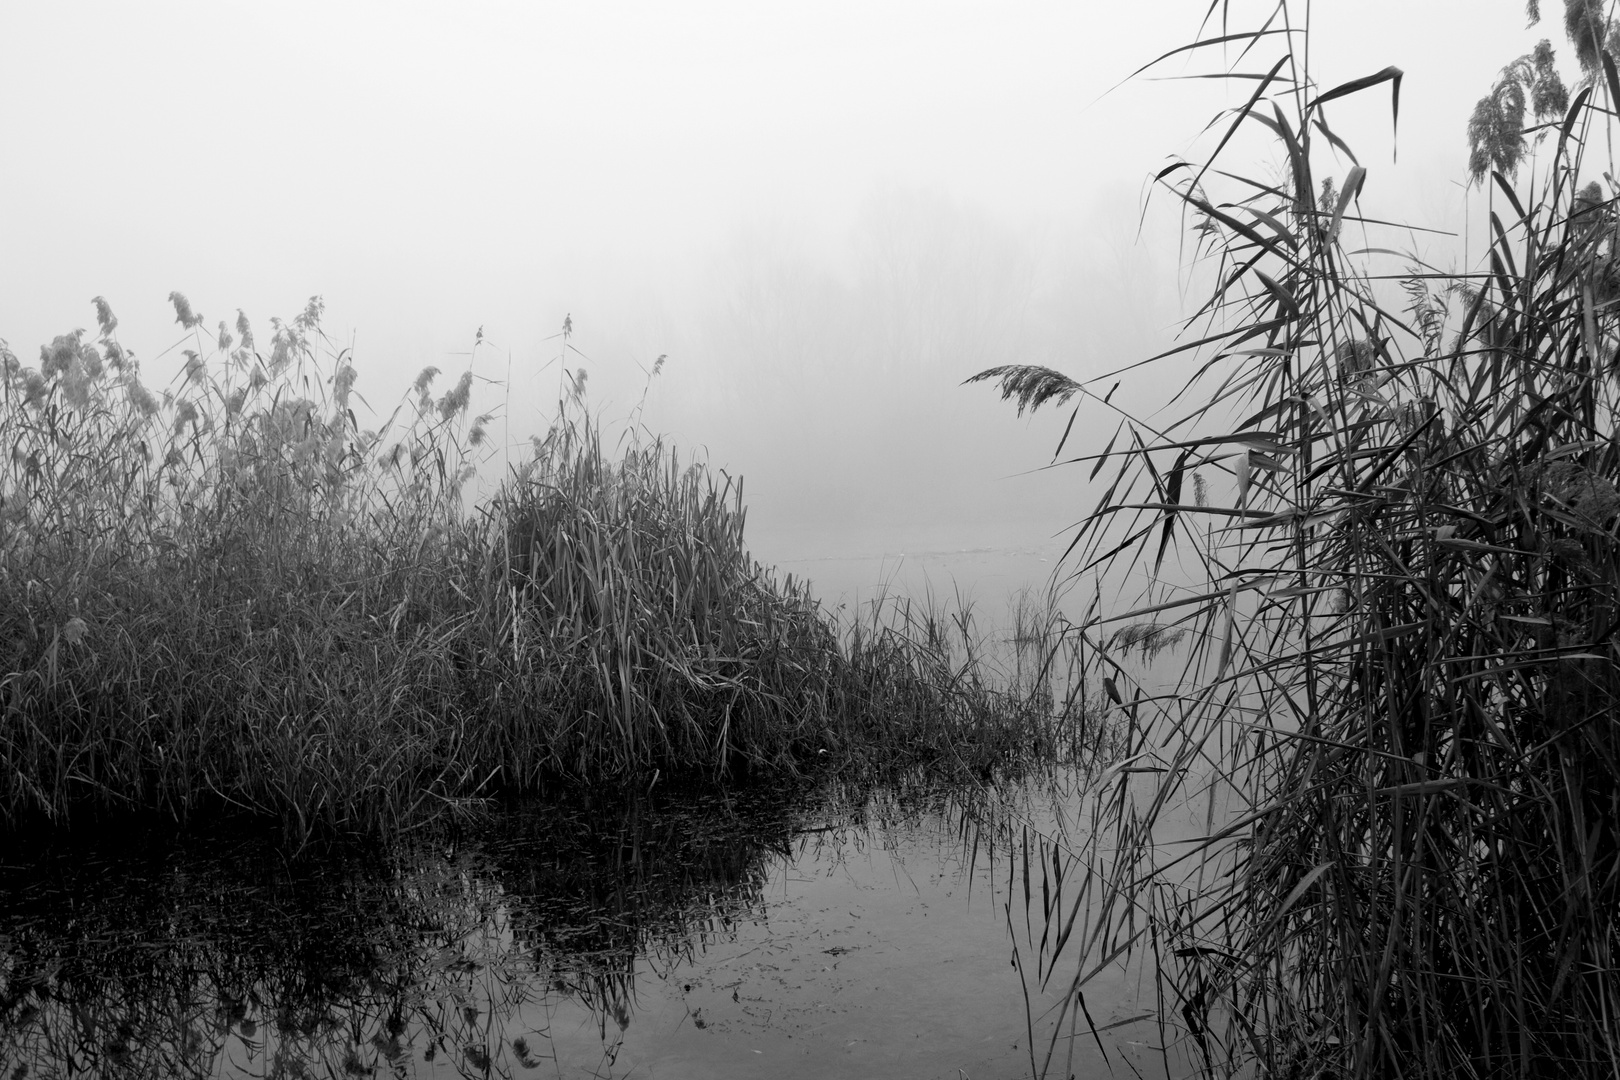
top-left (976, 1), bottom-right (1620, 1075)
top-left (0, 300), bottom-right (1077, 841)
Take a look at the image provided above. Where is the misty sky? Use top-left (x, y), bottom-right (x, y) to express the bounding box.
top-left (1, 1), bottom-right (1539, 599)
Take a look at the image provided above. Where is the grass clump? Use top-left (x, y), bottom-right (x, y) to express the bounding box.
top-left (475, 411), bottom-right (849, 781)
top-left (974, 2), bottom-right (1620, 1076)
top-left (0, 299), bottom-right (1081, 842)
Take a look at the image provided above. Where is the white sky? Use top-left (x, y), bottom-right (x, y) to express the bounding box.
top-left (0, 1), bottom-right (1543, 577)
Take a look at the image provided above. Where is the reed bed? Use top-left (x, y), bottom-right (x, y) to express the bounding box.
top-left (974, 2), bottom-right (1620, 1076)
top-left (0, 299), bottom-right (1080, 841)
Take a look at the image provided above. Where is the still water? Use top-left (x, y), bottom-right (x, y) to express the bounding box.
top-left (0, 770), bottom-right (1171, 1080)
top-left (0, 547), bottom-right (1206, 1079)
top-left (773, 542), bottom-right (1071, 625)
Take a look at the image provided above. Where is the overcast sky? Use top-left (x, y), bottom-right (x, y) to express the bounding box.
top-left (0, 1), bottom-right (1542, 589)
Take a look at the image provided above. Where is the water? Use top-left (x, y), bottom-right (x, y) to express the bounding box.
top-left (0, 773), bottom-right (1172, 1079)
top-left (0, 528), bottom-right (1222, 1078)
top-left (774, 542), bottom-right (1073, 625)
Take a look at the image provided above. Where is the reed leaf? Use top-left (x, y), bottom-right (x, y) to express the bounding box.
top-left (977, 3), bottom-right (1620, 1075)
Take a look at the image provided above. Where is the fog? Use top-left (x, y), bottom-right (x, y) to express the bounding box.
top-left (1, 1), bottom-right (1535, 603)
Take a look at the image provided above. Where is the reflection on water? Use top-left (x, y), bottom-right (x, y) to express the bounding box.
top-left (0, 773), bottom-right (1168, 1079)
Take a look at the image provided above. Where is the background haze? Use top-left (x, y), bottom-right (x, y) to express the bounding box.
top-left (0, 1), bottom-right (1538, 605)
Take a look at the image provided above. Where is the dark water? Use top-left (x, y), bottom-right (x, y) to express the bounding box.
top-left (0, 772), bottom-right (1169, 1079)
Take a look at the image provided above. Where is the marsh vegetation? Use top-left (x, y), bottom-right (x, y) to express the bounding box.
top-left (972, 0), bottom-right (1620, 1075)
top-left (0, 298), bottom-right (1085, 843)
top-left (8, 1), bottom-right (1620, 1077)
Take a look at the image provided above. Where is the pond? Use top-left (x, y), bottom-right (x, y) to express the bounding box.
top-left (0, 767), bottom-right (1178, 1080)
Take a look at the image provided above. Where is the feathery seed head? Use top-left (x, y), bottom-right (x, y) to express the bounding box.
top-left (91, 297), bottom-right (118, 337)
top-left (173, 399), bottom-right (199, 435)
top-left (1564, 0), bottom-right (1612, 71)
top-left (169, 291), bottom-right (204, 330)
top-left (217, 320), bottom-right (234, 353)
top-left (40, 332), bottom-right (83, 379)
top-left (963, 365), bottom-right (1081, 417)
top-left (414, 366), bottom-right (440, 395)
top-left (1468, 39), bottom-right (1569, 183)
top-left (333, 362), bottom-right (357, 409)
top-left (268, 319), bottom-right (296, 374)
top-left (294, 295), bottom-right (324, 332)
top-left (22, 369), bottom-right (48, 407)
top-left (1528, 39), bottom-right (1568, 116)
top-left (236, 310), bottom-right (254, 351)
top-left (79, 342), bottom-right (104, 383)
top-left (62, 370), bottom-right (91, 412)
top-left (126, 379), bottom-right (159, 418)
top-left (438, 371), bottom-right (472, 420)
top-left (183, 350), bottom-right (207, 385)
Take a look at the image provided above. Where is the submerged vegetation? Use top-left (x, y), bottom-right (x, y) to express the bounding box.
top-left (0, 298), bottom-right (1081, 841)
top-left (975, 0), bottom-right (1620, 1076)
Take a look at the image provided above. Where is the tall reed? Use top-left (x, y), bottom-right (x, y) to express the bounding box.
top-left (974, 2), bottom-right (1620, 1075)
top-left (0, 298), bottom-right (1082, 841)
